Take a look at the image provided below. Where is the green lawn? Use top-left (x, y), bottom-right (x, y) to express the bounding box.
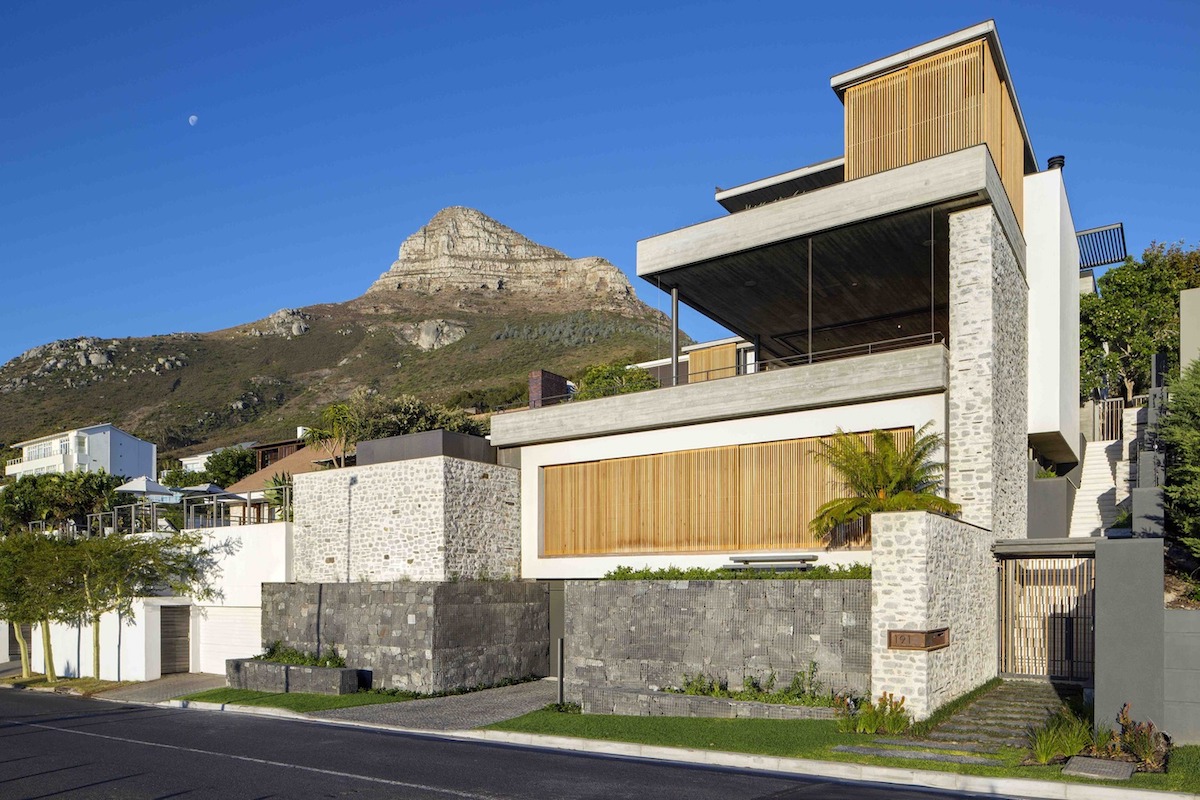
top-left (486, 711), bottom-right (1200, 794)
top-left (177, 688), bottom-right (417, 713)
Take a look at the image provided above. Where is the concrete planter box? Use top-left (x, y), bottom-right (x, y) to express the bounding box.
top-left (583, 685), bottom-right (837, 720)
top-left (226, 658), bottom-right (368, 696)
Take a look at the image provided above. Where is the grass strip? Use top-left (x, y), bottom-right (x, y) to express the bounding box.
top-left (485, 711), bottom-right (1200, 793)
top-left (0, 674), bottom-right (133, 696)
top-left (176, 687), bottom-right (417, 713)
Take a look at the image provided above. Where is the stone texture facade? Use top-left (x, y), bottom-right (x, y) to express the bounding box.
top-left (261, 581), bottom-right (549, 693)
top-left (583, 686), bottom-right (837, 719)
top-left (226, 658), bottom-right (364, 695)
top-left (564, 580), bottom-right (871, 707)
top-left (293, 456), bottom-right (519, 583)
top-left (948, 205), bottom-right (1028, 541)
top-left (870, 511), bottom-right (997, 719)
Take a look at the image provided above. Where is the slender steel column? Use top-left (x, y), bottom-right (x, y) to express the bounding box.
top-left (670, 287), bottom-right (680, 386)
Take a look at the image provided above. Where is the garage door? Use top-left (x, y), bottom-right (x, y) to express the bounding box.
top-left (8, 624), bottom-right (31, 662)
top-left (160, 607), bottom-right (191, 675)
top-left (195, 607), bottom-right (262, 674)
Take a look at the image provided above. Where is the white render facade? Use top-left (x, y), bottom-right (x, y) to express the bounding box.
top-left (5, 423), bottom-right (157, 481)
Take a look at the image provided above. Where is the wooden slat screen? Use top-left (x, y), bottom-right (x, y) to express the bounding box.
top-left (999, 557), bottom-right (1095, 681)
top-left (688, 342), bottom-right (738, 383)
top-left (844, 38), bottom-right (1025, 228)
top-left (543, 427), bottom-right (915, 556)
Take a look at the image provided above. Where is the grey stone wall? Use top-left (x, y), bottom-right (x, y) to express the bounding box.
top-left (583, 686), bottom-right (837, 719)
top-left (564, 580), bottom-right (871, 705)
top-left (261, 580), bottom-right (549, 693)
top-left (870, 511), bottom-right (997, 719)
top-left (292, 456), bottom-right (519, 583)
top-left (226, 659), bottom-right (364, 695)
top-left (948, 205), bottom-right (1028, 540)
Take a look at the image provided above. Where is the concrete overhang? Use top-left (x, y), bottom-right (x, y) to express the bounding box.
top-left (715, 157), bottom-right (845, 213)
top-left (638, 145), bottom-right (1025, 281)
top-left (829, 20), bottom-right (1037, 173)
top-left (490, 343), bottom-right (948, 448)
top-left (993, 538), bottom-right (1098, 558)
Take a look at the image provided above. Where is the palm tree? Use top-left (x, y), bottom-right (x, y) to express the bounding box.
top-left (303, 403), bottom-right (357, 469)
top-left (809, 422), bottom-right (960, 539)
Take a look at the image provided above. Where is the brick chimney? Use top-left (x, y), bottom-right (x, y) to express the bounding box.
top-left (529, 369), bottom-right (569, 409)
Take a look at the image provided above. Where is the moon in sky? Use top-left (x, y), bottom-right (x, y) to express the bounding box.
top-left (188, 115), bottom-right (198, 126)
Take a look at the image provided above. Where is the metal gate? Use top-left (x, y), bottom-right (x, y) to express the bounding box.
top-left (1097, 398), bottom-right (1124, 441)
top-left (160, 607), bottom-right (191, 675)
top-left (999, 556), bottom-right (1095, 682)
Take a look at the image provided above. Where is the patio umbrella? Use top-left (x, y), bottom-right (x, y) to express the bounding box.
top-left (116, 476), bottom-right (175, 498)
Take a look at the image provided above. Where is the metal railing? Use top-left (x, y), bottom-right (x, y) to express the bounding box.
top-left (181, 485), bottom-right (293, 529)
top-left (501, 331), bottom-right (946, 412)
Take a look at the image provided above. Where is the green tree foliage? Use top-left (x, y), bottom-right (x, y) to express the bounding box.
top-left (573, 363), bottom-right (659, 401)
top-left (0, 471), bottom-right (125, 536)
top-left (304, 390), bottom-right (488, 467)
top-left (0, 534), bottom-right (45, 677)
top-left (809, 422), bottom-right (961, 538)
top-left (161, 463), bottom-right (204, 489)
top-left (1082, 242), bottom-right (1200, 401)
top-left (1161, 360), bottom-right (1200, 544)
top-left (204, 447), bottom-right (257, 488)
top-left (0, 474), bottom-right (54, 533)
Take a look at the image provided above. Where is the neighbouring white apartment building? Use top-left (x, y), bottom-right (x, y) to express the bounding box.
top-left (5, 423), bottom-right (157, 480)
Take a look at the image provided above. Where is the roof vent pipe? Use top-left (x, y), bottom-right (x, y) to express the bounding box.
top-left (1047, 155), bottom-right (1065, 170)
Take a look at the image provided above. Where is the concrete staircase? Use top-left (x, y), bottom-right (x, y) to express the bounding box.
top-left (1069, 440), bottom-right (1122, 537)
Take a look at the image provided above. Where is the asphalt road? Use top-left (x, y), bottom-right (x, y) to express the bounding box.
top-left (0, 690), bottom-right (1016, 800)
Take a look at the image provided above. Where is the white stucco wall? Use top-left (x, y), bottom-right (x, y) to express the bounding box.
top-left (517, 394), bottom-right (947, 579)
top-left (190, 521), bottom-right (292, 673)
top-left (1024, 169), bottom-right (1081, 464)
top-left (0, 621), bottom-right (10, 665)
top-left (871, 511), bottom-right (997, 719)
top-left (30, 598), bottom-right (189, 682)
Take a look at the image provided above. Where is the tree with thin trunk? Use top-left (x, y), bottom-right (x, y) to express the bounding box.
top-left (0, 534), bottom-right (42, 678)
top-left (303, 402), bottom-right (356, 469)
top-left (809, 422), bottom-right (961, 538)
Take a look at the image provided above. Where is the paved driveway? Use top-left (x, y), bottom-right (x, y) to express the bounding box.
top-left (98, 672), bottom-right (226, 703)
top-left (312, 678), bottom-right (559, 730)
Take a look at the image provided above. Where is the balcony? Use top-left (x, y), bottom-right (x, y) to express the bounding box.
top-left (490, 342), bottom-right (948, 447)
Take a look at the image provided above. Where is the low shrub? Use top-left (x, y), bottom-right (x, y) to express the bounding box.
top-left (834, 692), bottom-right (910, 735)
top-left (1111, 702), bottom-right (1171, 772)
top-left (361, 674), bottom-right (542, 701)
top-left (255, 642), bottom-right (346, 669)
top-left (1026, 707), bottom-right (1092, 764)
top-left (543, 702), bottom-right (582, 714)
top-left (668, 663), bottom-right (838, 708)
top-left (602, 564), bottom-right (871, 581)
top-left (1028, 703), bottom-right (1172, 772)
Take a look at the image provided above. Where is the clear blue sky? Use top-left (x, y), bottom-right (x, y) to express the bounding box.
top-left (2, 1), bottom-right (1197, 364)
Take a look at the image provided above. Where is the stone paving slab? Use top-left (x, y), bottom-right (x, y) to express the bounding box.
top-left (97, 673), bottom-right (227, 704)
top-left (924, 731), bottom-right (1027, 748)
top-left (873, 738), bottom-right (1003, 754)
top-left (1062, 755), bottom-right (1137, 781)
top-left (833, 745), bottom-right (1002, 765)
top-left (310, 678), bottom-right (559, 730)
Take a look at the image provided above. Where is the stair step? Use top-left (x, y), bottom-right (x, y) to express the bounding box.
top-left (832, 745), bottom-right (1002, 765)
top-left (925, 731), bottom-right (1027, 748)
top-left (874, 738), bottom-right (1002, 755)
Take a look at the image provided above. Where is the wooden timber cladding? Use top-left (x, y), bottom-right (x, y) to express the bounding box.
top-left (844, 38), bottom-right (1025, 226)
top-left (542, 428), bottom-right (913, 556)
top-left (687, 342), bottom-right (738, 383)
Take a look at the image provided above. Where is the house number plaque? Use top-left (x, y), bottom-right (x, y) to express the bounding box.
top-left (887, 627), bottom-right (950, 652)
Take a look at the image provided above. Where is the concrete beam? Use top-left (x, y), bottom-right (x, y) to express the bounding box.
top-left (637, 145), bottom-right (1025, 280)
top-left (489, 344), bottom-right (948, 448)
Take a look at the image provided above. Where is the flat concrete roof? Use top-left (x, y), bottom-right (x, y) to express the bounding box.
top-left (638, 145), bottom-right (1025, 279)
top-left (993, 538), bottom-right (1098, 557)
top-left (828, 20), bottom-right (1037, 173)
top-left (715, 157), bottom-right (845, 213)
top-left (490, 344), bottom-right (948, 448)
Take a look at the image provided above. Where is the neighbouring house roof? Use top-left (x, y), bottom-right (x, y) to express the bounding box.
top-left (13, 422), bottom-right (118, 448)
top-left (226, 442), bottom-right (346, 493)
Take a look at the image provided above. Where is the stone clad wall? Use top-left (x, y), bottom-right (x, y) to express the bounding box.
top-left (564, 580), bottom-right (871, 709)
top-left (292, 456), bottom-right (519, 583)
top-left (261, 581), bottom-right (549, 693)
top-left (870, 511), bottom-right (996, 719)
top-left (948, 205), bottom-right (1028, 541)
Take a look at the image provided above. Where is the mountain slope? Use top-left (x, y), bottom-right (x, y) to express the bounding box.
top-left (0, 208), bottom-right (680, 458)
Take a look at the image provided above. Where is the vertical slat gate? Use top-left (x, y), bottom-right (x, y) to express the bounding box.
top-left (999, 557), bottom-right (1095, 681)
top-left (160, 606), bottom-right (191, 675)
top-left (1097, 398), bottom-right (1125, 441)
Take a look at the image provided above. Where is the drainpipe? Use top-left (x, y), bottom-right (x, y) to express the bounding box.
top-left (670, 287), bottom-right (679, 386)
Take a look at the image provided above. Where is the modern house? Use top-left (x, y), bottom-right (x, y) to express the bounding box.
top-left (4, 423), bottom-right (156, 481)
top-left (492, 19), bottom-right (1077, 580)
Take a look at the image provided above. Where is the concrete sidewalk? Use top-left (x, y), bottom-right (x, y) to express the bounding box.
top-left (98, 672), bottom-right (226, 704)
top-left (310, 678), bottom-right (559, 730)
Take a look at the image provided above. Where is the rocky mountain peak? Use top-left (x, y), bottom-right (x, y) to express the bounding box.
top-left (365, 207), bottom-right (645, 315)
